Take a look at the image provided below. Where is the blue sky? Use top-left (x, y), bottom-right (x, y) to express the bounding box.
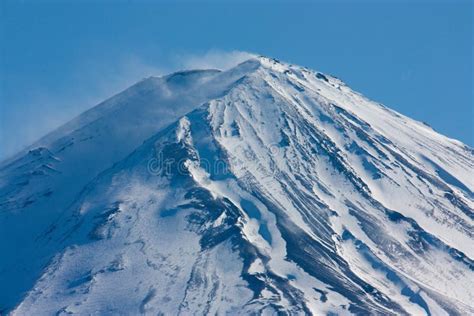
top-left (1, 1), bottom-right (472, 159)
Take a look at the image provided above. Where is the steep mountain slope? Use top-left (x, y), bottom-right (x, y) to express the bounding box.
top-left (1, 57), bottom-right (473, 315)
top-left (0, 63), bottom-right (255, 311)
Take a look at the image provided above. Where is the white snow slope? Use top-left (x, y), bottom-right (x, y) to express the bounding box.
top-left (0, 56), bottom-right (473, 315)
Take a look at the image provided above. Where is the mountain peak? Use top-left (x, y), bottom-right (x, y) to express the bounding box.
top-left (1, 56), bottom-right (473, 315)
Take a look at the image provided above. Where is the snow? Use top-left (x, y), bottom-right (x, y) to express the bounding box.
top-left (1, 55), bottom-right (473, 315)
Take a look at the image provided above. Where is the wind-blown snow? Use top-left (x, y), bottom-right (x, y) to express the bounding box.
top-left (1, 56), bottom-right (473, 315)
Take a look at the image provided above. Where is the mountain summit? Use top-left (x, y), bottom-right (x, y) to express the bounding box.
top-left (1, 56), bottom-right (473, 315)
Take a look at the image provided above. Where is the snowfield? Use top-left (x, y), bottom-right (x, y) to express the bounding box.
top-left (1, 56), bottom-right (473, 315)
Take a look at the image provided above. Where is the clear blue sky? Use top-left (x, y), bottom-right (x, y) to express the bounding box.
top-left (1, 1), bottom-right (472, 159)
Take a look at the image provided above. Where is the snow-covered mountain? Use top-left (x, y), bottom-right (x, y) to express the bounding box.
top-left (1, 56), bottom-right (473, 315)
